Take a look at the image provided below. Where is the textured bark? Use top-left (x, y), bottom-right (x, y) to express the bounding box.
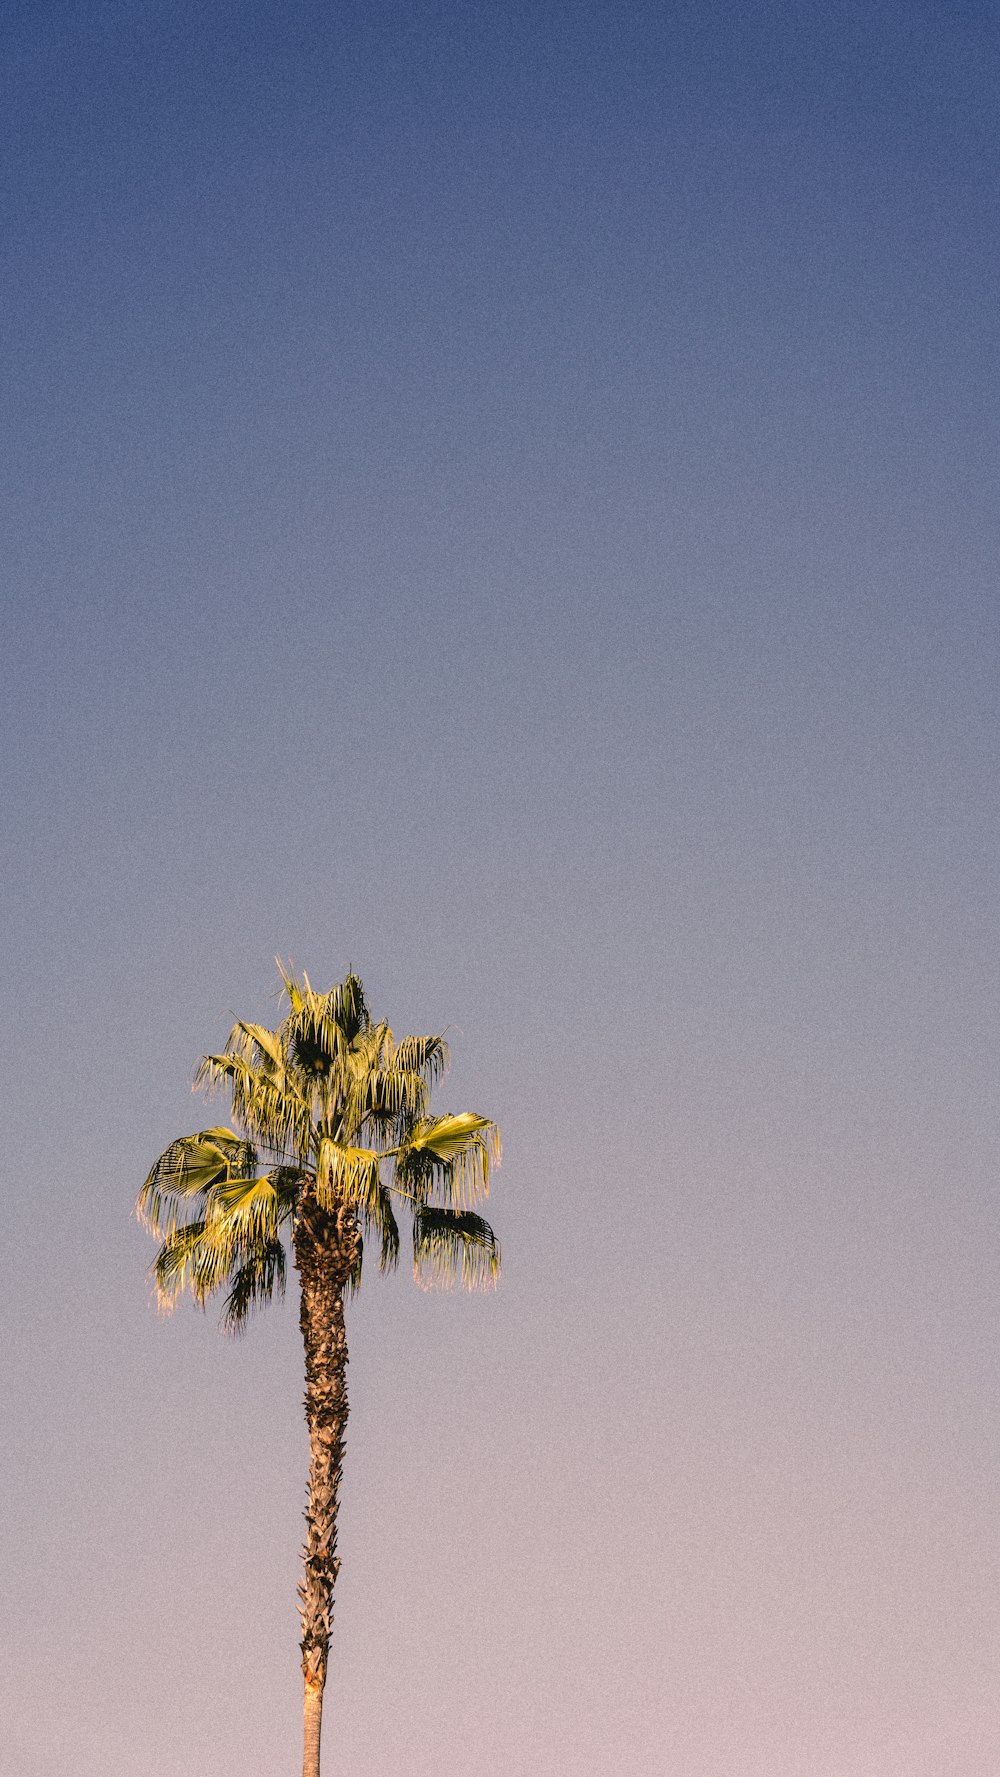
top-left (295, 1196), bottom-right (359, 1777)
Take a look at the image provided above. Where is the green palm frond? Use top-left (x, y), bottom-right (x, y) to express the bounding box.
top-left (137, 1129), bottom-right (258, 1237)
top-left (314, 1138), bottom-right (381, 1215)
top-left (275, 958), bottom-right (307, 1013)
top-left (222, 1240), bottom-right (287, 1331)
top-left (197, 1050), bottom-right (310, 1158)
top-left (204, 1170), bottom-right (301, 1244)
top-left (323, 972), bottom-right (369, 1043)
top-left (371, 1183), bottom-right (400, 1273)
top-left (397, 1113), bottom-right (500, 1209)
top-left (391, 1032), bottom-right (450, 1088)
top-left (280, 972), bottom-right (371, 1079)
top-left (412, 1206), bottom-right (500, 1292)
top-left (288, 1008), bottom-right (346, 1079)
top-left (153, 1218), bottom-right (239, 1310)
top-left (232, 1020), bottom-right (286, 1072)
top-left (356, 1065), bottom-right (431, 1137)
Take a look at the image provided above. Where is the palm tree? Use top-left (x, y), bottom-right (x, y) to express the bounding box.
top-left (136, 967), bottom-right (500, 1777)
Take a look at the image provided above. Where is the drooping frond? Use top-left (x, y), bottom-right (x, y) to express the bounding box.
top-left (355, 1064), bottom-right (431, 1141)
top-left (222, 1239), bottom-right (287, 1331)
top-left (353, 1033), bottom-right (448, 1141)
top-left (146, 1161), bottom-right (299, 1313)
top-left (345, 1233), bottom-right (364, 1299)
top-left (137, 1129), bottom-right (258, 1237)
top-left (286, 1002), bottom-right (347, 1079)
top-left (391, 1032), bottom-right (450, 1089)
top-left (370, 1182), bottom-right (400, 1273)
top-left (396, 1113), bottom-right (501, 1209)
top-left (152, 1218), bottom-right (238, 1310)
top-left (412, 1206), bottom-right (501, 1291)
top-left (314, 1138), bottom-right (382, 1216)
top-left (197, 1024), bottom-right (312, 1158)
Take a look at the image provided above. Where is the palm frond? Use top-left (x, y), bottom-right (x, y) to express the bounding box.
top-left (222, 1239), bottom-right (287, 1331)
top-left (325, 973), bottom-right (369, 1042)
top-left (412, 1206), bottom-right (501, 1292)
top-left (137, 1129), bottom-right (257, 1237)
top-left (196, 1046), bottom-right (310, 1158)
top-left (152, 1218), bottom-right (237, 1310)
top-left (367, 1182), bottom-right (400, 1273)
top-left (275, 957), bottom-right (307, 1014)
top-left (204, 1169), bottom-right (301, 1244)
top-left (356, 1065), bottom-right (431, 1137)
top-left (397, 1113), bottom-right (500, 1209)
top-left (286, 1006), bottom-right (346, 1078)
top-left (345, 1233), bottom-right (364, 1299)
top-left (314, 1137), bottom-right (382, 1216)
top-left (391, 1032), bottom-right (450, 1087)
top-left (280, 973), bottom-right (371, 1080)
top-left (232, 1020), bottom-right (286, 1071)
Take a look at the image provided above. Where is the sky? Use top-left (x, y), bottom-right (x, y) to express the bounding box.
top-left (2, 1), bottom-right (999, 1772)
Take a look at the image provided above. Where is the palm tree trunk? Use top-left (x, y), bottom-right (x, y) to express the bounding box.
top-left (295, 1200), bottom-right (357, 1777)
top-left (302, 1680), bottom-right (323, 1777)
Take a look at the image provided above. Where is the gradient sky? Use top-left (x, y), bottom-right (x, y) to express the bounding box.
top-left (3, 2), bottom-right (1000, 1772)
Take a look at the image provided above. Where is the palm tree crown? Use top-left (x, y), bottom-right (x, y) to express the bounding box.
top-left (137, 965), bottom-right (501, 1323)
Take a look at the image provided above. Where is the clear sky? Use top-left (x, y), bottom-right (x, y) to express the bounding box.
top-left (2, 2), bottom-right (999, 1772)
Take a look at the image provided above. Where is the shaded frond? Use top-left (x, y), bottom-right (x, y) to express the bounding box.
top-left (397, 1113), bottom-right (501, 1209)
top-left (356, 1064), bottom-right (431, 1138)
top-left (286, 1004), bottom-right (347, 1078)
top-left (314, 1137), bottom-right (382, 1215)
top-left (137, 1128), bottom-right (257, 1237)
top-left (324, 972), bottom-right (369, 1042)
top-left (152, 1218), bottom-right (238, 1311)
top-left (391, 1032), bottom-right (450, 1088)
top-left (280, 972), bottom-right (371, 1080)
top-left (222, 1239), bottom-right (287, 1331)
top-left (345, 1233), bottom-right (364, 1300)
top-left (412, 1206), bottom-right (500, 1292)
top-left (368, 1182), bottom-right (400, 1273)
top-left (196, 1046), bottom-right (310, 1157)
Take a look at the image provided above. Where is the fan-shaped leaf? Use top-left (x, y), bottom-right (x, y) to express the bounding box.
top-left (412, 1206), bottom-right (500, 1292)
